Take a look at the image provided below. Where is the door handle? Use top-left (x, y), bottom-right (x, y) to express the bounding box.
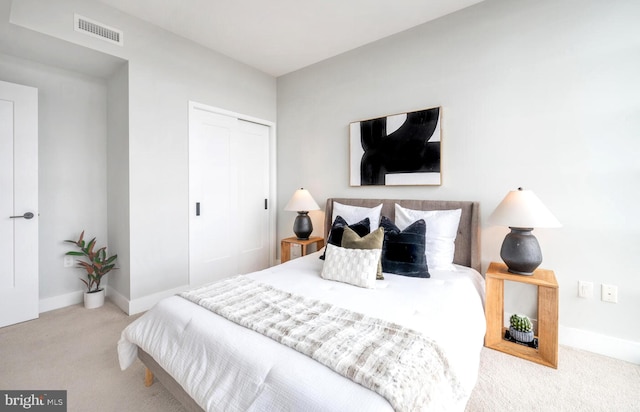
top-left (10, 212), bottom-right (34, 219)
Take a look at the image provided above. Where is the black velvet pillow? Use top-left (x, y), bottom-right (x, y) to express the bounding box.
top-left (379, 216), bottom-right (430, 278)
top-left (319, 216), bottom-right (370, 260)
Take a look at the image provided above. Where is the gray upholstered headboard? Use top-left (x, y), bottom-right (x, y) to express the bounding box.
top-left (324, 198), bottom-right (481, 272)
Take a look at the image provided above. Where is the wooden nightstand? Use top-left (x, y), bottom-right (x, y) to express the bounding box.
top-left (280, 236), bottom-right (325, 263)
top-left (484, 261), bottom-right (559, 368)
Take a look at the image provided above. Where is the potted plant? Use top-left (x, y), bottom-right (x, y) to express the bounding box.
top-left (509, 313), bottom-right (534, 343)
top-left (65, 231), bottom-right (117, 309)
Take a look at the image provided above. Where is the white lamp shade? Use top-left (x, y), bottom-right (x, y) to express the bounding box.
top-left (488, 188), bottom-right (561, 228)
top-left (284, 188), bottom-right (320, 212)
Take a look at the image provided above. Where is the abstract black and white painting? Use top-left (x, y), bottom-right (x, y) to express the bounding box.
top-left (350, 107), bottom-right (441, 186)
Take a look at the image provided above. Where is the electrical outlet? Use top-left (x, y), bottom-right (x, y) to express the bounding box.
top-left (63, 255), bottom-right (75, 267)
top-left (601, 284), bottom-right (618, 303)
top-left (578, 281), bottom-right (593, 298)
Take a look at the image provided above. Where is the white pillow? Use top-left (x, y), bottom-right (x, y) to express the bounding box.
top-left (332, 201), bottom-right (383, 230)
top-left (321, 243), bottom-right (380, 289)
top-left (394, 204), bottom-right (462, 271)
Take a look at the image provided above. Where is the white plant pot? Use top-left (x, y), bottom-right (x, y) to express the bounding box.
top-left (84, 289), bottom-right (105, 309)
top-left (509, 326), bottom-right (534, 343)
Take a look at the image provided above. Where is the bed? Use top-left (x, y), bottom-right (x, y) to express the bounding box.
top-left (118, 198), bottom-right (485, 412)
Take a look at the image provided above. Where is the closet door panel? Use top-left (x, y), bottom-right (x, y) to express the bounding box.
top-left (189, 109), bottom-right (238, 286)
top-left (189, 104), bottom-right (272, 287)
top-left (237, 120), bottom-right (270, 275)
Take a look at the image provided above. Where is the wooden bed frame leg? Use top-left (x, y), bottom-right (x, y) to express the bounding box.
top-left (144, 367), bottom-right (154, 387)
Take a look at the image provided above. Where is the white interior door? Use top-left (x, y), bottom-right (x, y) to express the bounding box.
top-left (189, 103), bottom-right (272, 286)
top-left (0, 80), bottom-right (38, 328)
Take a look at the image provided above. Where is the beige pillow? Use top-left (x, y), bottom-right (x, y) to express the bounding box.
top-left (341, 226), bottom-right (384, 280)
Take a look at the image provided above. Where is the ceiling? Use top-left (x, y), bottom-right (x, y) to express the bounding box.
top-left (0, 1), bottom-right (126, 78)
top-left (98, 0), bottom-right (484, 77)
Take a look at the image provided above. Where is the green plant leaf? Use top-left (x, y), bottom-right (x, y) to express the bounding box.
top-left (104, 255), bottom-right (118, 265)
top-left (87, 238), bottom-right (96, 255)
top-left (65, 251), bottom-right (84, 256)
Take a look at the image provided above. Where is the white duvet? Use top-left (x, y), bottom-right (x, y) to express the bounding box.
top-left (118, 252), bottom-right (486, 412)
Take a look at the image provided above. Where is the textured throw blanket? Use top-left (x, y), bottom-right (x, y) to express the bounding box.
top-left (180, 276), bottom-right (465, 411)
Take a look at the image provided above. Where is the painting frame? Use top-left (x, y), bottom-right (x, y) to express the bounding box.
top-left (349, 106), bottom-right (442, 186)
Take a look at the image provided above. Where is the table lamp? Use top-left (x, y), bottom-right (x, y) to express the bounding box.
top-left (488, 187), bottom-right (561, 275)
top-left (284, 188), bottom-right (320, 240)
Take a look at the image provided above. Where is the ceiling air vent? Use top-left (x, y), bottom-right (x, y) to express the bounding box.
top-left (74, 14), bottom-right (123, 46)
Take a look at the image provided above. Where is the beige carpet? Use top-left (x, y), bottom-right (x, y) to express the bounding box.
top-left (467, 343), bottom-right (640, 411)
top-left (1, 300), bottom-right (638, 412)
top-left (0, 301), bottom-right (186, 412)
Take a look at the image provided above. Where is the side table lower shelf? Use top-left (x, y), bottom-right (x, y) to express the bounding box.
top-left (489, 328), bottom-right (547, 366)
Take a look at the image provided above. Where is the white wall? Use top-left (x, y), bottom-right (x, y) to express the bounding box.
top-left (277, 0), bottom-right (640, 360)
top-left (0, 53), bottom-right (109, 308)
top-left (7, 0), bottom-right (277, 312)
top-left (106, 63), bottom-right (129, 299)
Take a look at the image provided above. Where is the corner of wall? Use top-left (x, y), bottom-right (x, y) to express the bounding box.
top-left (106, 285), bottom-right (130, 315)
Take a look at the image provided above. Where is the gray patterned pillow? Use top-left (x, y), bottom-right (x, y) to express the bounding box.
top-left (321, 243), bottom-right (381, 288)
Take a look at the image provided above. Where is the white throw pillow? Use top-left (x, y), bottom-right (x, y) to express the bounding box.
top-left (321, 243), bottom-right (380, 289)
top-left (394, 204), bottom-right (462, 271)
top-left (332, 201), bottom-right (383, 230)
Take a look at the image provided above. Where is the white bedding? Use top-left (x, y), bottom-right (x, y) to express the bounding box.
top-left (118, 251), bottom-right (486, 412)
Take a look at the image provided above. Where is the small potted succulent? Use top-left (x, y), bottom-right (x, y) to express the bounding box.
top-left (509, 314), bottom-right (534, 343)
top-left (65, 231), bottom-right (117, 309)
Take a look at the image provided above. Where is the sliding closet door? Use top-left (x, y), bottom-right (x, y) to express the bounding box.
top-left (189, 109), bottom-right (237, 286)
top-left (188, 104), bottom-right (271, 286)
top-left (236, 120), bottom-right (270, 275)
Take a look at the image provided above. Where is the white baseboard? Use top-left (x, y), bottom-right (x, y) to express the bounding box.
top-left (560, 325), bottom-right (640, 365)
top-left (504, 312), bottom-right (639, 364)
top-left (128, 285), bottom-right (192, 315)
top-left (105, 286), bottom-right (129, 314)
top-left (108, 284), bottom-right (192, 315)
top-left (39, 290), bottom-right (83, 313)
top-left (39, 285), bottom-right (192, 316)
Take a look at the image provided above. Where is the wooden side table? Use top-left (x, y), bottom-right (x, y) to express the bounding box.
top-left (280, 236), bottom-right (325, 263)
top-left (484, 261), bottom-right (559, 368)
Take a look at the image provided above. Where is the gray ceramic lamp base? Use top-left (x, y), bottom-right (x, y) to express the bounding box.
top-left (500, 227), bottom-right (542, 275)
top-left (293, 212), bottom-right (313, 240)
